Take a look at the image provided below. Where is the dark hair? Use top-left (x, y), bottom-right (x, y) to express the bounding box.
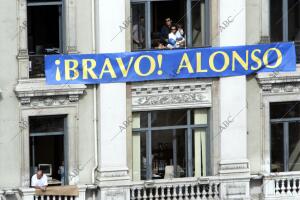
top-left (152, 39), bottom-right (161, 48)
top-left (176, 23), bottom-right (183, 29)
top-left (170, 25), bottom-right (177, 30)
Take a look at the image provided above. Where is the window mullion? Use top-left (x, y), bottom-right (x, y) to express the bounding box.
top-left (186, 0), bottom-right (192, 47)
top-left (146, 112), bottom-right (152, 179)
top-left (187, 109), bottom-right (193, 177)
top-left (282, 0), bottom-right (288, 41)
top-left (283, 122), bottom-right (289, 171)
top-left (145, 1), bottom-right (151, 49)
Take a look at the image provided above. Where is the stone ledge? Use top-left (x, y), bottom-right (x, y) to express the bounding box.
top-left (14, 78), bottom-right (86, 105)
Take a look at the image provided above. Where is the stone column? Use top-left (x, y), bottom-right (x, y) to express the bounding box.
top-left (218, 0), bottom-right (250, 199)
top-left (95, 0), bottom-right (130, 200)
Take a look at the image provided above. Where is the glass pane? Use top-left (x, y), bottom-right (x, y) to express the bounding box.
top-left (136, 112), bottom-right (148, 128)
top-left (192, 109), bottom-right (208, 125)
top-left (271, 123), bottom-right (284, 172)
top-left (151, 129), bottom-right (187, 179)
top-left (27, 5), bottom-right (61, 54)
top-left (27, 5), bottom-right (61, 78)
top-left (28, 0), bottom-right (62, 3)
top-left (139, 132), bottom-right (147, 180)
top-left (30, 135), bottom-right (64, 184)
top-left (192, 0), bottom-right (204, 47)
top-left (270, 0), bottom-right (283, 42)
top-left (289, 121), bottom-right (300, 171)
top-left (194, 128), bottom-right (207, 176)
top-left (29, 115), bottom-right (65, 133)
top-left (151, 109), bottom-right (187, 127)
top-left (131, 3), bottom-right (146, 50)
top-left (288, 0), bottom-right (300, 63)
top-left (270, 102), bottom-right (300, 119)
top-left (151, 1), bottom-right (186, 49)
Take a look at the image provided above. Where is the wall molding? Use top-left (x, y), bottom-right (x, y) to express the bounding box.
top-left (131, 79), bottom-right (212, 111)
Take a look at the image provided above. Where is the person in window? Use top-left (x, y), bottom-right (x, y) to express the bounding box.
top-left (161, 17), bottom-right (172, 42)
top-left (176, 23), bottom-right (186, 47)
top-left (58, 161), bottom-right (65, 185)
top-left (168, 25), bottom-right (181, 49)
top-left (152, 39), bottom-right (166, 49)
top-left (31, 169), bottom-right (48, 191)
top-left (132, 16), bottom-right (145, 49)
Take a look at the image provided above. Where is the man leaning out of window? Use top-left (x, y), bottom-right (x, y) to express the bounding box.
top-left (31, 169), bottom-right (48, 191)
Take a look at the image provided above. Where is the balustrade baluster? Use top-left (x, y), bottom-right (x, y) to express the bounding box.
top-left (137, 188), bottom-right (142, 200)
top-left (142, 188), bottom-right (147, 200)
top-left (287, 178), bottom-right (292, 195)
top-left (190, 184), bottom-right (195, 200)
top-left (166, 186), bottom-right (171, 200)
top-left (154, 187), bottom-right (159, 200)
top-left (178, 185), bottom-right (183, 200)
top-left (161, 186), bottom-right (166, 199)
top-left (275, 180), bottom-right (279, 195)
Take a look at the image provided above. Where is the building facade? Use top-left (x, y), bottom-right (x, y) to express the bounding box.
top-left (0, 0), bottom-right (300, 199)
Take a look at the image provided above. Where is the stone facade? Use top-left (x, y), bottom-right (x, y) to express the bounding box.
top-left (0, 0), bottom-right (300, 199)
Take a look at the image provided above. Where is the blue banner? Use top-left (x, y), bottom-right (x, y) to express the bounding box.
top-left (45, 42), bottom-right (296, 85)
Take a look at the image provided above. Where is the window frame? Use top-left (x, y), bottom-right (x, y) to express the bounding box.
top-left (132, 109), bottom-right (210, 180)
top-left (130, 0), bottom-right (210, 50)
top-left (27, 0), bottom-right (64, 78)
top-left (270, 117), bottom-right (300, 172)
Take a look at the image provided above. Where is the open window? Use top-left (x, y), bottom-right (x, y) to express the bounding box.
top-left (27, 0), bottom-right (63, 78)
top-left (270, 0), bottom-right (300, 63)
top-left (29, 115), bottom-right (67, 185)
top-left (131, 0), bottom-right (209, 50)
top-left (132, 109), bottom-right (210, 180)
top-left (270, 102), bottom-right (300, 172)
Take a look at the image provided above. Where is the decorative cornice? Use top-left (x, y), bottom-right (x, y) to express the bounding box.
top-left (15, 79), bottom-right (86, 105)
top-left (256, 66), bottom-right (300, 95)
top-left (131, 79), bottom-right (212, 111)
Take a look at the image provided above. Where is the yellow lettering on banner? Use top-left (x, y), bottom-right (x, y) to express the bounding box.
top-left (82, 59), bottom-right (97, 79)
top-left (263, 48), bottom-right (283, 69)
top-left (250, 49), bottom-right (262, 70)
top-left (232, 50), bottom-right (248, 71)
top-left (196, 52), bottom-right (207, 72)
top-left (176, 53), bottom-right (194, 74)
top-left (116, 57), bottom-right (134, 77)
top-left (134, 55), bottom-right (156, 76)
top-left (99, 58), bottom-right (117, 79)
top-left (65, 59), bottom-right (79, 80)
top-left (209, 51), bottom-right (229, 72)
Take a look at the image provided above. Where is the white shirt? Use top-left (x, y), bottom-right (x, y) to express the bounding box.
top-left (31, 174), bottom-right (48, 187)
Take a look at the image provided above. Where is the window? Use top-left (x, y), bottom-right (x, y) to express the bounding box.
top-left (132, 109), bottom-right (210, 180)
top-left (29, 115), bottom-right (67, 185)
top-left (27, 0), bottom-right (63, 78)
top-left (270, 102), bottom-right (300, 172)
top-left (130, 0), bottom-right (210, 50)
top-left (270, 0), bottom-right (300, 63)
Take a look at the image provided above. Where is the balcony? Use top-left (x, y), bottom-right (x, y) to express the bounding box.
top-left (130, 177), bottom-right (220, 200)
top-left (0, 185), bottom-right (96, 200)
top-left (263, 172), bottom-right (300, 199)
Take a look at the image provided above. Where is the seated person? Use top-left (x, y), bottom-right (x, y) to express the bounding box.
top-left (176, 23), bottom-right (186, 47)
top-left (168, 25), bottom-right (184, 49)
top-left (31, 169), bottom-right (48, 191)
top-left (161, 17), bottom-right (172, 42)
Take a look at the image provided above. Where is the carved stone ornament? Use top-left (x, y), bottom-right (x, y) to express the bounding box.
top-left (256, 67), bottom-right (300, 95)
top-left (131, 79), bottom-right (212, 111)
top-left (15, 79), bottom-right (86, 106)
